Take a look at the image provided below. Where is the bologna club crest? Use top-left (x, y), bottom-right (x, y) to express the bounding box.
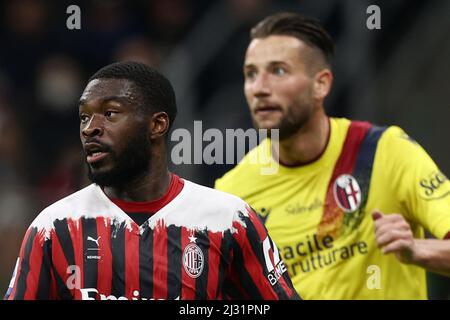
top-left (333, 174), bottom-right (362, 213)
top-left (183, 239), bottom-right (204, 279)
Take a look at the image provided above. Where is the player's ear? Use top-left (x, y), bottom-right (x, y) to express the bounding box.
top-left (149, 111), bottom-right (169, 139)
top-left (313, 69), bottom-right (333, 100)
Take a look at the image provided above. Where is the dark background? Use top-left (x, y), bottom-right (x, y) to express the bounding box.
top-left (0, 0), bottom-right (449, 298)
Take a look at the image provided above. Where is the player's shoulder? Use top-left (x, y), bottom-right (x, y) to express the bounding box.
top-left (184, 179), bottom-right (248, 211)
top-left (39, 184), bottom-right (102, 215)
top-left (332, 116), bottom-right (352, 128)
top-left (378, 124), bottom-right (423, 154)
top-left (369, 124), bottom-right (437, 176)
top-left (30, 184), bottom-right (106, 230)
top-left (170, 179), bottom-right (254, 232)
top-left (379, 124), bottom-right (407, 139)
top-left (341, 118), bottom-right (417, 152)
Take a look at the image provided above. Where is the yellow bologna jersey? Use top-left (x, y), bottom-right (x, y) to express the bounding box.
top-left (215, 117), bottom-right (450, 300)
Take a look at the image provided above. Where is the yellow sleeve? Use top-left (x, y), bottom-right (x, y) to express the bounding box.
top-left (382, 126), bottom-right (450, 239)
top-left (214, 176), bottom-right (225, 191)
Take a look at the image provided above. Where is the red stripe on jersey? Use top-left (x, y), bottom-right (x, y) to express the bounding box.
top-left (125, 223), bottom-right (140, 299)
top-left (24, 230), bottom-right (46, 299)
top-left (153, 220), bottom-right (168, 299)
top-left (51, 229), bottom-right (71, 295)
top-left (181, 227), bottom-right (196, 299)
top-left (444, 232), bottom-right (450, 240)
top-left (232, 221), bottom-right (278, 299)
top-left (333, 121), bottom-right (371, 176)
top-left (206, 231), bottom-right (222, 299)
top-left (8, 228), bottom-right (32, 300)
top-left (318, 121), bottom-right (371, 238)
top-left (49, 267), bottom-right (58, 299)
top-left (96, 217), bottom-right (112, 296)
top-left (335, 122), bottom-right (371, 176)
top-left (67, 219), bottom-right (84, 299)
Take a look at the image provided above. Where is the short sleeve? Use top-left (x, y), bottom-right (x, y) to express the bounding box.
top-left (382, 127), bottom-right (450, 239)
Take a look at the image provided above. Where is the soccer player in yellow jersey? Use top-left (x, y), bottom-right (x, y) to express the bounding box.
top-left (215, 12), bottom-right (450, 299)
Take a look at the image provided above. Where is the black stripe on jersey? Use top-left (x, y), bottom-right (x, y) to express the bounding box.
top-left (139, 223), bottom-right (153, 299)
top-left (229, 235), bottom-right (262, 299)
top-left (217, 230), bottom-right (232, 298)
top-left (53, 219), bottom-right (76, 267)
top-left (195, 230), bottom-right (210, 300)
top-left (110, 221), bottom-right (126, 297)
top-left (242, 214), bottom-right (288, 300)
top-left (127, 212), bottom-right (153, 226)
top-left (222, 278), bottom-right (245, 299)
top-left (36, 239), bottom-right (52, 299)
top-left (52, 219), bottom-right (75, 299)
top-left (353, 125), bottom-right (386, 199)
top-left (166, 225), bottom-right (181, 300)
top-left (52, 264), bottom-right (73, 299)
top-left (14, 227), bottom-right (38, 299)
top-left (82, 218), bottom-right (98, 289)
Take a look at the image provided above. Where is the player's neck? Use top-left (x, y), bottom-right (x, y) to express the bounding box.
top-left (274, 110), bottom-right (329, 167)
top-left (103, 148), bottom-right (172, 202)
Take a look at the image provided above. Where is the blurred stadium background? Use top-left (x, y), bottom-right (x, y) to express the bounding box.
top-left (0, 0), bottom-right (449, 298)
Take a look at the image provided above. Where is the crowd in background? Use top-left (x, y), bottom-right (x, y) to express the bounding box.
top-left (1, 0), bottom-right (449, 298)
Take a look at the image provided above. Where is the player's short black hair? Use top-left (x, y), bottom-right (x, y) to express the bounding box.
top-left (88, 61), bottom-right (177, 130)
top-left (250, 12), bottom-right (334, 66)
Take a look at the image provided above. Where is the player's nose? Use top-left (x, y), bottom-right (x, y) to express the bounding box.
top-left (252, 73), bottom-right (272, 98)
top-left (81, 115), bottom-right (104, 138)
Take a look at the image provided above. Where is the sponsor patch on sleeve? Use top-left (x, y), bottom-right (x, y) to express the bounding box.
top-left (419, 171), bottom-right (450, 200)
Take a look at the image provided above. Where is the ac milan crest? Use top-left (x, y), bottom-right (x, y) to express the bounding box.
top-left (333, 174), bottom-right (362, 213)
top-left (183, 237), bottom-right (204, 278)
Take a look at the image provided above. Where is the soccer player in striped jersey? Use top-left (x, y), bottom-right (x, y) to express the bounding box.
top-left (5, 62), bottom-right (299, 300)
top-left (215, 13), bottom-right (450, 299)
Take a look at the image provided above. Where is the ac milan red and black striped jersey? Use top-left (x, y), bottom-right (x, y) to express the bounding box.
top-left (5, 176), bottom-right (299, 300)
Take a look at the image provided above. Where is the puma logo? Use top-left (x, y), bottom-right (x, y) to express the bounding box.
top-left (87, 236), bottom-right (101, 247)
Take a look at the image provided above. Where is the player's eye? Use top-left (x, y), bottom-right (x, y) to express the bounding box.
top-left (273, 67), bottom-right (286, 76)
top-left (105, 110), bottom-right (117, 119)
top-left (79, 114), bottom-right (89, 124)
top-left (245, 69), bottom-right (257, 80)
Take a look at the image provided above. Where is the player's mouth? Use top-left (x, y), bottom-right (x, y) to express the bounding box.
top-left (84, 143), bottom-right (109, 164)
top-left (254, 105), bottom-right (282, 117)
top-left (87, 151), bottom-right (108, 164)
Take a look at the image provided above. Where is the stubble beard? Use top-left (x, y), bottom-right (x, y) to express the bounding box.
top-left (86, 126), bottom-right (152, 188)
top-left (253, 95), bottom-right (314, 141)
